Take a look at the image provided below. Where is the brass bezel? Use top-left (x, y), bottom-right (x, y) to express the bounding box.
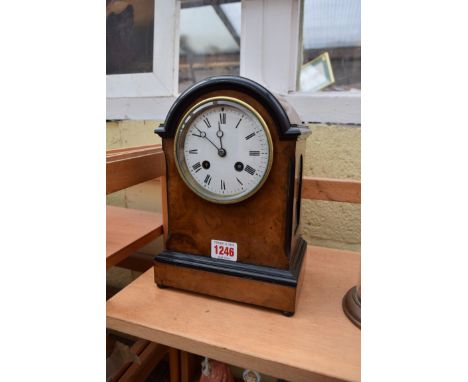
top-left (174, 96), bottom-right (274, 204)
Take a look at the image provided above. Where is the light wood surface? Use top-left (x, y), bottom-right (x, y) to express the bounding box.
top-left (106, 145), bottom-right (165, 195)
top-left (106, 206), bottom-right (163, 269)
top-left (302, 177), bottom-right (361, 204)
top-left (107, 246), bottom-right (361, 382)
top-left (107, 144), bottom-right (163, 159)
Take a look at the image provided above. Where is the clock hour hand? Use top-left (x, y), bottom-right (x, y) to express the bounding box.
top-left (216, 122), bottom-right (227, 157)
top-left (217, 122), bottom-right (224, 149)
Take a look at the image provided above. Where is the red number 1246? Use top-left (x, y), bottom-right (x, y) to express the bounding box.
top-left (214, 245), bottom-right (234, 257)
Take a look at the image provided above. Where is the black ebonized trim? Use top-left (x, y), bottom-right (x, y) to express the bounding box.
top-left (295, 155), bottom-right (303, 234)
top-left (155, 76), bottom-right (308, 140)
top-left (154, 238), bottom-right (307, 287)
top-left (290, 236), bottom-right (307, 273)
top-left (284, 158), bottom-right (296, 258)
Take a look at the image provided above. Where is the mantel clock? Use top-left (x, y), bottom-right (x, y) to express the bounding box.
top-left (154, 76), bottom-right (310, 315)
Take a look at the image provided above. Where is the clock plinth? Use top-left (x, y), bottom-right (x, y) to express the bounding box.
top-left (154, 76), bottom-right (310, 314)
top-left (154, 237), bottom-right (307, 314)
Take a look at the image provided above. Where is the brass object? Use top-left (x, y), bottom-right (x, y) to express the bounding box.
top-left (342, 285), bottom-right (361, 328)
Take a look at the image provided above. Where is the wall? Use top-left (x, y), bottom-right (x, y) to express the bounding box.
top-left (303, 124), bottom-right (360, 251)
top-left (106, 120), bottom-right (361, 251)
top-left (106, 120), bottom-right (164, 288)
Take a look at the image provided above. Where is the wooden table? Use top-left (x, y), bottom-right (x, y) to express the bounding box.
top-left (106, 206), bottom-right (163, 269)
top-left (107, 246), bottom-right (360, 381)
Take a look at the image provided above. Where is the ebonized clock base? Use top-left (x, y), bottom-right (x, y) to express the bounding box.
top-left (153, 238), bottom-right (307, 315)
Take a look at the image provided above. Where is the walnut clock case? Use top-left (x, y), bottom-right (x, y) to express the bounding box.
top-left (154, 76), bottom-right (310, 315)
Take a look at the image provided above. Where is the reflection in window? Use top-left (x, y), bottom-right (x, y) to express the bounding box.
top-left (179, 0), bottom-right (241, 93)
top-left (106, 0), bottom-right (154, 75)
top-left (301, 0), bottom-right (360, 92)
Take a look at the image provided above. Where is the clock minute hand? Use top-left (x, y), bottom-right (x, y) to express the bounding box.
top-left (193, 126), bottom-right (221, 152)
top-left (205, 136), bottom-right (222, 152)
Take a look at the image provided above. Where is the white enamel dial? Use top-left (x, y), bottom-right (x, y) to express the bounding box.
top-left (174, 97), bottom-right (273, 204)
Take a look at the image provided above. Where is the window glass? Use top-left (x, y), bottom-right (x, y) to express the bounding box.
top-left (179, 0), bottom-right (241, 93)
top-left (106, 0), bottom-right (154, 75)
top-left (301, 0), bottom-right (361, 92)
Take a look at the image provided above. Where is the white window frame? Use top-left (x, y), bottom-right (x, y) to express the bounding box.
top-left (106, 0), bottom-right (180, 98)
top-left (106, 0), bottom-right (360, 125)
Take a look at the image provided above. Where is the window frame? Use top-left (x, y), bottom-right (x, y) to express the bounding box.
top-left (106, 0), bottom-right (180, 98)
top-left (106, 0), bottom-right (361, 125)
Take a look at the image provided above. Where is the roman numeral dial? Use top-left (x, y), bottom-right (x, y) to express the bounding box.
top-left (203, 117), bottom-right (211, 128)
top-left (176, 98), bottom-right (273, 204)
